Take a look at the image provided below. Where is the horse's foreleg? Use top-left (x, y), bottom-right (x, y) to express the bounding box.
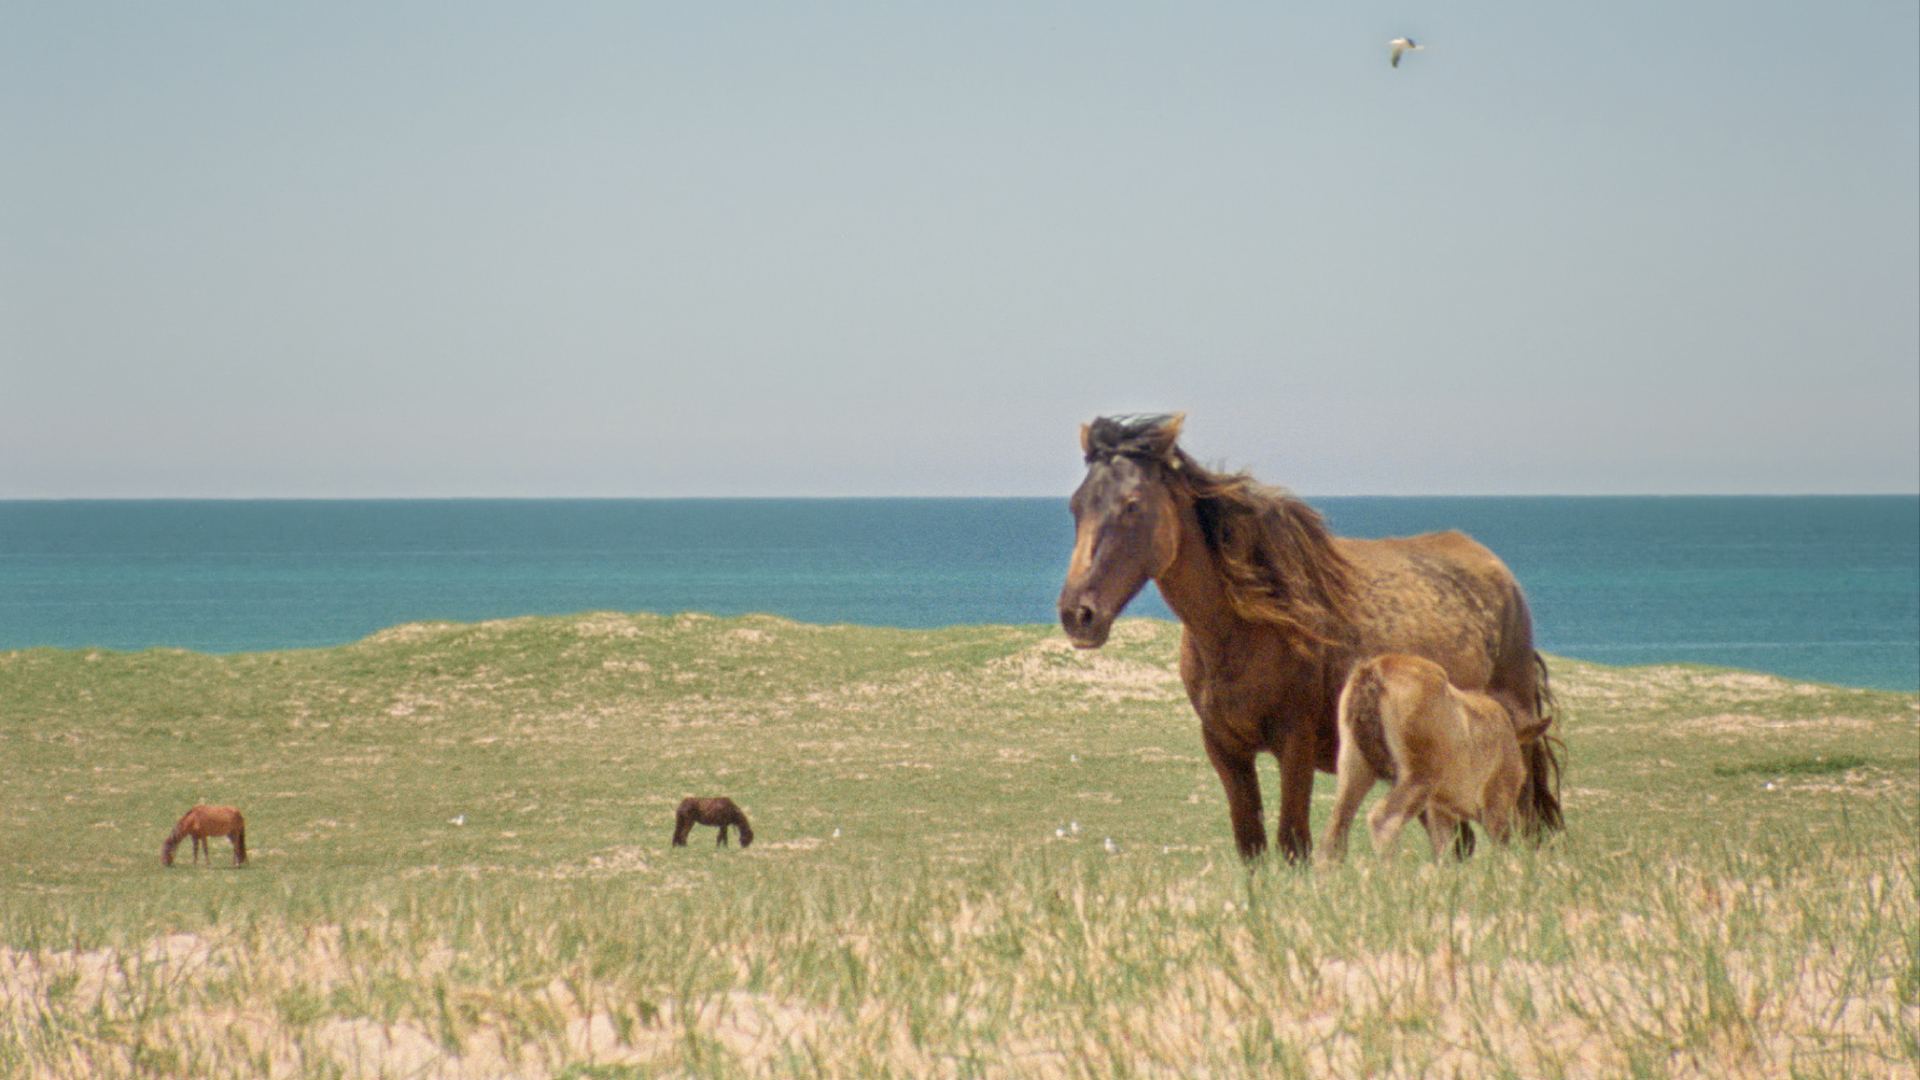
top-left (1274, 723), bottom-right (1317, 864)
top-left (1482, 767), bottom-right (1523, 846)
top-left (1204, 735), bottom-right (1267, 861)
top-left (1422, 805), bottom-right (1461, 861)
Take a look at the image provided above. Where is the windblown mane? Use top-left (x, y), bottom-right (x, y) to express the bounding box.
top-left (1085, 415), bottom-right (1357, 648)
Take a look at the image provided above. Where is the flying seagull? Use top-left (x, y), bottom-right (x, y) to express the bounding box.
top-left (1389, 37), bottom-right (1423, 68)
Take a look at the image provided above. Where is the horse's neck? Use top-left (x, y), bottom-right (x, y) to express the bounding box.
top-left (1151, 502), bottom-right (1244, 654)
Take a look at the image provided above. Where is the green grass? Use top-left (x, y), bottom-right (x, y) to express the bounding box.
top-left (1710, 754), bottom-right (1871, 779)
top-left (2, 612), bottom-right (1915, 1077)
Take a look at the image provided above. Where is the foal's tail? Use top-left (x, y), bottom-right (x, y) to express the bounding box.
top-left (1336, 657), bottom-right (1398, 781)
top-left (1522, 651), bottom-right (1566, 839)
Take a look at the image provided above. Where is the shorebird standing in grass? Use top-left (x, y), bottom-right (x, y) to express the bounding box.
top-left (1389, 37), bottom-right (1424, 68)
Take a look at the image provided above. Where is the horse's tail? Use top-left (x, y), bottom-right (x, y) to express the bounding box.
top-left (1337, 657), bottom-right (1398, 781)
top-left (1522, 651), bottom-right (1565, 838)
top-left (233, 820), bottom-right (248, 865)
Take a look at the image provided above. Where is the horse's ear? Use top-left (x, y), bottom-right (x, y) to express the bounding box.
top-left (1149, 412), bottom-right (1186, 460)
top-left (1078, 422), bottom-right (1093, 457)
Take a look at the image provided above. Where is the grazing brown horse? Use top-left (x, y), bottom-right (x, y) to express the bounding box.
top-left (1320, 654), bottom-right (1547, 862)
top-left (672, 797), bottom-right (754, 849)
top-left (1058, 414), bottom-right (1562, 862)
top-left (161, 805), bottom-right (247, 866)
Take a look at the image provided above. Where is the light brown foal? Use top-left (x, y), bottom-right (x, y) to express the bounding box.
top-left (1320, 655), bottom-right (1542, 862)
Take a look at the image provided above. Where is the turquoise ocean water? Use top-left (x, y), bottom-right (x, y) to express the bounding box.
top-left (0, 497), bottom-right (1914, 691)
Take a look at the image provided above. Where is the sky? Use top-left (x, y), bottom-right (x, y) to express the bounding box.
top-left (3, 3), bottom-right (1916, 497)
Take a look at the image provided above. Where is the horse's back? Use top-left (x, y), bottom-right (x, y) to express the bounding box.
top-left (1336, 531), bottom-right (1535, 695)
top-left (191, 805), bottom-right (244, 835)
top-left (681, 797), bottom-right (740, 824)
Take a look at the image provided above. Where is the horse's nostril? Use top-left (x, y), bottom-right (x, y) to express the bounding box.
top-left (1075, 604), bottom-right (1096, 630)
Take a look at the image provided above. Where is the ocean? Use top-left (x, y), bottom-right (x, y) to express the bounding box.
top-left (1, 497), bottom-right (1914, 691)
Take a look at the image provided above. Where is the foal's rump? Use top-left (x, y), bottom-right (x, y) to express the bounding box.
top-left (1337, 653), bottom-right (1452, 782)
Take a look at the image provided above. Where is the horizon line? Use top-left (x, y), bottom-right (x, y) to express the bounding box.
top-left (2, 492), bottom-right (1917, 502)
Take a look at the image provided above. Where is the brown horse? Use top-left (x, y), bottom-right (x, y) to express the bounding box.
top-left (161, 805), bottom-right (247, 866)
top-left (1058, 414), bottom-right (1562, 862)
top-left (671, 797), bottom-right (754, 848)
top-left (1320, 654), bottom-right (1546, 862)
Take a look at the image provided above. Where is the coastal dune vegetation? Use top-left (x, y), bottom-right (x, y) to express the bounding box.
top-left (1, 612), bottom-right (1914, 1077)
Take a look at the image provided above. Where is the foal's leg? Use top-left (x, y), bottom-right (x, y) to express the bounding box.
top-left (1318, 740), bottom-right (1378, 864)
top-left (1422, 805), bottom-right (1462, 861)
top-left (1367, 780), bottom-right (1430, 858)
top-left (1482, 770), bottom-right (1523, 846)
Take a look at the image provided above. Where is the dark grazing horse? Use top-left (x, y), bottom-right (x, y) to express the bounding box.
top-left (672, 797), bottom-right (754, 849)
top-left (161, 805), bottom-right (247, 866)
top-left (1058, 414), bottom-right (1562, 862)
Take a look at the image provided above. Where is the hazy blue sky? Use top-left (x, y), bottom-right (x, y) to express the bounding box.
top-left (4, 3), bottom-right (1915, 496)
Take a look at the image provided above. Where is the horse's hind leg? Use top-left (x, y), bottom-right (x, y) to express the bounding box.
top-left (1367, 780), bottom-right (1430, 858)
top-left (716, 825), bottom-right (730, 847)
top-left (1319, 742), bottom-right (1378, 864)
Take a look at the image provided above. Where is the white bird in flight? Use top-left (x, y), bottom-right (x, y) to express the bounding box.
top-left (1389, 37), bottom-right (1424, 68)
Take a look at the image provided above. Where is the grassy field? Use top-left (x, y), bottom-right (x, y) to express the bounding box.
top-left (1, 612), bottom-right (1914, 1078)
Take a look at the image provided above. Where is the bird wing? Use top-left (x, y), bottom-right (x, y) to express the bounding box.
top-left (1391, 45), bottom-right (1404, 67)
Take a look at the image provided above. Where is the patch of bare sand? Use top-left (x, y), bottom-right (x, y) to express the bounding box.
top-left (988, 636), bottom-right (1181, 703)
top-left (571, 613), bottom-right (649, 639)
top-left (542, 846), bottom-right (655, 879)
top-left (1679, 712), bottom-right (1884, 735)
top-left (363, 621), bottom-right (463, 645)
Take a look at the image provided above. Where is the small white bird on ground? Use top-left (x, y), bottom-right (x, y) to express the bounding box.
top-left (1103, 837), bottom-right (1119, 854)
top-left (832, 827), bottom-right (842, 838)
top-left (1055, 827), bottom-right (1067, 839)
top-left (449, 814), bottom-right (466, 826)
top-left (1389, 37), bottom-right (1424, 68)
top-left (1069, 820), bottom-right (1081, 835)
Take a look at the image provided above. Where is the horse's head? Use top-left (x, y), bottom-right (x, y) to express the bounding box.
top-left (737, 821), bottom-right (754, 848)
top-left (1059, 413), bottom-right (1188, 648)
top-left (161, 837), bottom-right (178, 867)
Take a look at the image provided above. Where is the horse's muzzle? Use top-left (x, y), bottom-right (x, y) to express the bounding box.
top-left (1059, 598), bottom-right (1112, 649)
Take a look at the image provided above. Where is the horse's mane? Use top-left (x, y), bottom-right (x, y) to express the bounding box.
top-left (1085, 415), bottom-right (1358, 647)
